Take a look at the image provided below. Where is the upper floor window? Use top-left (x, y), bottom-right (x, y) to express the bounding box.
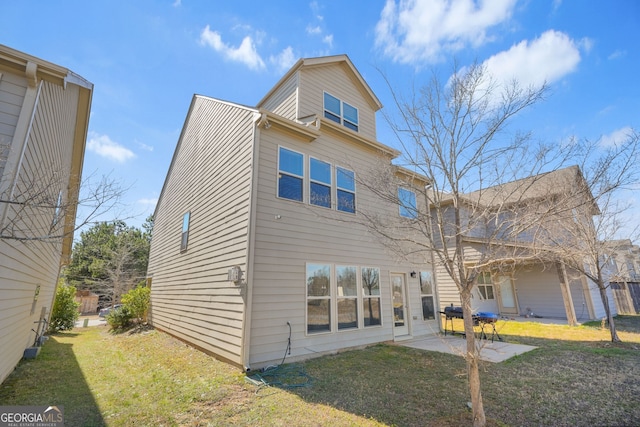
top-left (336, 167), bottom-right (356, 214)
top-left (310, 157), bottom-right (331, 208)
top-left (324, 92), bottom-right (359, 132)
top-left (278, 147), bottom-right (304, 202)
top-left (398, 187), bottom-right (417, 219)
top-left (181, 212), bottom-right (190, 252)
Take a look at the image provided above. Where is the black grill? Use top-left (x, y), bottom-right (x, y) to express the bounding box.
top-left (439, 306), bottom-right (502, 342)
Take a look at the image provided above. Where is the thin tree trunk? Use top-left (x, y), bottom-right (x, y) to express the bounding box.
top-left (599, 285), bottom-right (621, 342)
top-left (461, 289), bottom-right (486, 427)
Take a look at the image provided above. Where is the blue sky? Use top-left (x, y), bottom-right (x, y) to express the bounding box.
top-left (2, 0), bottom-right (639, 237)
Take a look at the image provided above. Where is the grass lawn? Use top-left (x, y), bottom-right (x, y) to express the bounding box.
top-left (0, 317), bottom-right (639, 426)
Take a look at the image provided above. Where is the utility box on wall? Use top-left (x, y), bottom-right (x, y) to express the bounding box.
top-left (228, 266), bottom-right (243, 284)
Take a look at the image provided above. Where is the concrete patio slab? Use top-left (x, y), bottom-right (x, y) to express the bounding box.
top-left (398, 334), bottom-right (537, 363)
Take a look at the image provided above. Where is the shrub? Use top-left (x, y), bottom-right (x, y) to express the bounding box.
top-left (49, 282), bottom-right (80, 333)
top-left (121, 284), bottom-right (150, 323)
top-left (106, 305), bottom-right (133, 331)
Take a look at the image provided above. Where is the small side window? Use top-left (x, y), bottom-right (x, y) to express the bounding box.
top-left (181, 212), bottom-right (190, 252)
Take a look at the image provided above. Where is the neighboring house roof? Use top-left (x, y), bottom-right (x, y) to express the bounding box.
top-left (0, 44), bottom-right (92, 90)
top-left (438, 166), bottom-right (600, 215)
top-left (257, 54), bottom-right (383, 112)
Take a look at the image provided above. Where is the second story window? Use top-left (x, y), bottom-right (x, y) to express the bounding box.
top-left (336, 167), bottom-right (356, 214)
top-left (278, 147), bottom-right (304, 202)
top-left (310, 157), bottom-right (331, 208)
top-left (398, 187), bottom-right (417, 219)
top-left (324, 92), bottom-right (359, 132)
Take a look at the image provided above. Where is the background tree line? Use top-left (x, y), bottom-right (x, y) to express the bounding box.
top-left (64, 215), bottom-right (153, 311)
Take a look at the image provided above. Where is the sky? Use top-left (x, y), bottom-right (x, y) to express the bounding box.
top-left (1, 0), bottom-right (639, 239)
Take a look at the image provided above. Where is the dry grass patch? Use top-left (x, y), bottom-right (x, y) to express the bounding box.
top-left (1, 316), bottom-right (639, 426)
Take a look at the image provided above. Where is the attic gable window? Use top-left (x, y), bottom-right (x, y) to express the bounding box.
top-left (324, 92), bottom-right (359, 132)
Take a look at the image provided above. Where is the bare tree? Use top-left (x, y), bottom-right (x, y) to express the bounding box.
top-left (0, 167), bottom-right (126, 244)
top-left (99, 232), bottom-right (148, 306)
top-left (534, 133), bottom-right (640, 342)
top-left (355, 63), bottom-right (559, 427)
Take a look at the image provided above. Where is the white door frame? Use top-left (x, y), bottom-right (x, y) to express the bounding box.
top-left (496, 274), bottom-right (519, 315)
top-left (390, 272), bottom-right (410, 337)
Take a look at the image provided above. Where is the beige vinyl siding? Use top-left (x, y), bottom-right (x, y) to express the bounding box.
top-left (148, 96), bottom-right (256, 367)
top-left (259, 72), bottom-right (298, 120)
top-left (0, 79), bottom-right (80, 384)
top-left (247, 124), bottom-right (434, 368)
top-left (297, 65), bottom-right (377, 140)
top-left (0, 72), bottom-right (27, 176)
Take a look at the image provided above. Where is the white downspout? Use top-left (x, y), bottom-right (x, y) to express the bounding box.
top-left (241, 111), bottom-right (263, 371)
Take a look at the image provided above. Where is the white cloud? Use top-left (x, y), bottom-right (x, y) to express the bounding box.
top-left (600, 126), bottom-right (633, 148)
top-left (306, 25), bottom-right (322, 35)
top-left (608, 49), bottom-right (626, 60)
top-left (135, 139), bottom-right (154, 152)
top-left (310, 1), bottom-right (323, 20)
top-left (269, 47), bottom-right (297, 73)
top-left (172, 0), bottom-right (181, 7)
top-left (323, 34), bottom-right (334, 48)
top-left (200, 25), bottom-right (266, 71)
top-left (137, 197), bottom-right (158, 206)
top-left (87, 132), bottom-right (135, 163)
top-left (375, 0), bottom-right (517, 64)
top-left (481, 30), bottom-right (581, 90)
top-left (578, 37), bottom-right (594, 54)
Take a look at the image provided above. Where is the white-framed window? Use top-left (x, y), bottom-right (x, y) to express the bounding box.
top-left (361, 267), bottom-right (381, 327)
top-left (307, 263), bottom-right (331, 334)
top-left (310, 157), bottom-right (331, 208)
top-left (278, 146), bottom-right (304, 202)
top-left (420, 271), bottom-right (436, 320)
top-left (336, 167), bottom-right (356, 213)
top-left (181, 212), bottom-right (190, 252)
top-left (337, 265), bottom-right (358, 330)
top-left (398, 187), bottom-right (417, 219)
top-left (323, 92), bottom-right (359, 132)
top-left (306, 264), bottom-right (382, 334)
top-left (477, 271), bottom-right (495, 300)
top-left (277, 147), bottom-right (357, 214)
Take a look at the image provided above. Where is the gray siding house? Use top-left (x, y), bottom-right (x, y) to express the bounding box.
top-left (0, 45), bottom-right (92, 383)
top-left (434, 167), bottom-right (617, 324)
top-left (608, 239), bottom-right (640, 314)
top-left (147, 55), bottom-right (439, 370)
